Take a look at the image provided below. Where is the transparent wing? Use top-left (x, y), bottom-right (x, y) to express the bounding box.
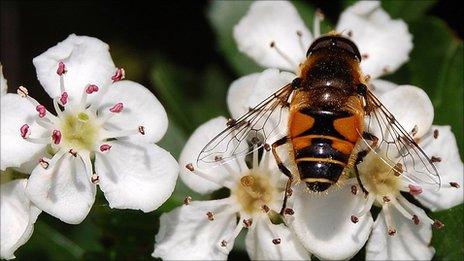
top-left (196, 83), bottom-right (294, 169)
top-left (363, 90), bottom-right (441, 188)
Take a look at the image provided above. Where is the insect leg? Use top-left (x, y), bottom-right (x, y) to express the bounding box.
top-left (354, 131), bottom-right (380, 195)
top-left (271, 136), bottom-right (293, 215)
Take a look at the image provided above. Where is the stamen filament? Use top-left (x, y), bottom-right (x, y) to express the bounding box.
top-left (53, 98), bottom-right (64, 118)
top-left (186, 164), bottom-right (230, 188)
top-left (313, 10), bottom-right (324, 38)
top-left (356, 193), bottom-right (375, 217)
top-left (270, 41), bottom-right (297, 69)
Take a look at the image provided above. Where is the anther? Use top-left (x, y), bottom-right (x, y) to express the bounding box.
top-left (388, 227), bottom-right (397, 236)
top-left (186, 163), bottom-right (194, 172)
top-left (111, 68), bottom-right (125, 82)
top-left (91, 174), bottom-right (100, 184)
top-left (206, 211), bottom-right (214, 221)
top-left (220, 240), bottom-right (227, 247)
top-left (39, 158), bottom-right (49, 169)
top-left (241, 176), bottom-right (255, 187)
top-left (351, 185), bottom-right (358, 195)
top-left (362, 53), bottom-right (369, 59)
top-left (270, 41), bottom-right (275, 48)
top-left (264, 143), bottom-right (271, 151)
top-left (52, 130), bottom-right (62, 144)
top-left (393, 162), bottom-right (403, 176)
top-left (272, 238), bottom-right (281, 245)
top-left (347, 30), bottom-right (353, 37)
top-left (226, 118), bottom-right (237, 127)
top-left (214, 155), bottom-right (223, 162)
top-left (431, 156), bottom-right (441, 163)
top-left (432, 220), bottom-right (444, 229)
top-left (100, 144), bottom-right (112, 152)
top-left (411, 125), bottom-right (419, 136)
top-left (138, 126), bottom-right (145, 135)
top-left (109, 103), bottom-right (124, 113)
top-left (382, 196), bottom-right (391, 203)
top-left (68, 149), bottom-right (78, 157)
top-left (85, 84), bottom-right (99, 94)
top-left (20, 124), bottom-right (30, 139)
top-left (183, 196), bottom-right (192, 205)
top-left (262, 205), bottom-right (270, 213)
top-left (60, 92), bottom-right (68, 106)
top-left (412, 214), bottom-right (420, 225)
top-left (56, 61), bottom-right (67, 76)
top-left (17, 86), bottom-right (29, 97)
top-left (36, 105), bottom-right (46, 118)
top-left (408, 184), bottom-right (423, 196)
top-left (383, 66), bottom-right (391, 74)
top-left (351, 215), bottom-right (359, 223)
top-left (433, 129), bottom-right (439, 139)
top-left (449, 182), bottom-right (460, 188)
top-left (284, 208), bottom-right (294, 215)
top-left (286, 187), bottom-right (293, 197)
top-left (296, 30), bottom-right (302, 37)
top-left (243, 218), bottom-right (253, 228)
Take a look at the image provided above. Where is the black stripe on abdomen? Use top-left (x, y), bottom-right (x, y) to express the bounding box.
top-left (295, 138), bottom-right (349, 163)
top-left (297, 161), bottom-right (344, 192)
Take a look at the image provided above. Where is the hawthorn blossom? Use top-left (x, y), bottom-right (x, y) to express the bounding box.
top-left (1, 67), bottom-right (42, 260)
top-left (230, 1), bottom-right (415, 259)
top-left (153, 117), bottom-right (310, 260)
top-left (0, 34), bottom-right (178, 227)
top-left (349, 84), bottom-right (463, 260)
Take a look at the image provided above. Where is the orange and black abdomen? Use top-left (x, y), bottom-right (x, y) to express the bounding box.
top-left (289, 106), bottom-right (361, 192)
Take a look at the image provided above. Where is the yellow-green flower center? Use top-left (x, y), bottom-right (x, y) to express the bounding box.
top-left (60, 112), bottom-right (100, 151)
top-left (234, 172), bottom-right (276, 214)
top-left (358, 151), bottom-right (401, 197)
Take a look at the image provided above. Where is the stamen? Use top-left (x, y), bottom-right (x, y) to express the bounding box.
top-left (138, 126), bottom-right (145, 135)
top-left (109, 103), bottom-right (124, 113)
top-left (296, 30), bottom-right (306, 56)
top-left (431, 156), bottom-right (441, 163)
top-left (313, 9), bottom-right (324, 38)
top-left (100, 126), bottom-right (145, 140)
top-left (284, 208), bottom-right (294, 215)
top-left (362, 53), bottom-right (369, 60)
top-left (397, 196), bottom-right (436, 226)
top-left (259, 149), bottom-right (271, 172)
top-left (99, 144), bottom-right (112, 152)
top-left (412, 215), bottom-right (420, 225)
top-left (111, 68), bottom-right (125, 82)
top-left (20, 124), bottom-right (30, 139)
top-left (383, 205), bottom-right (396, 236)
top-left (432, 220), bottom-right (444, 229)
top-left (269, 41), bottom-right (297, 68)
top-left (17, 86), bottom-right (29, 97)
top-left (219, 221), bottom-right (244, 251)
top-left (185, 163), bottom-right (229, 187)
top-left (39, 158), bottom-right (50, 169)
top-left (392, 200), bottom-right (416, 223)
top-left (433, 129), bottom-right (439, 139)
top-left (351, 185), bottom-right (358, 195)
top-left (261, 205), bottom-right (270, 213)
top-left (408, 184), bottom-right (423, 195)
top-left (252, 144), bottom-right (259, 169)
top-left (52, 130), bottom-right (62, 145)
top-left (449, 182), bottom-right (460, 188)
top-left (53, 98), bottom-right (64, 118)
top-left (206, 211), bottom-right (215, 221)
top-left (60, 92), bottom-right (68, 106)
top-left (68, 148), bottom-right (78, 157)
top-left (85, 84), bottom-right (99, 94)
top-left (91, 174), bottom-right (100, 184)
top-left (272, 238), bottom-right (282, 245)
top-left (242, 218), bottom-right (253, 228)
top-left (351, 215), bottom-right (359, 223)
top-left (183, 196), bottom-right (192, 205)
top-left (56, 61), bottom-right (67, 76)
top-left (411, 125), bottom-right (418, 137)
top-left (36, 105), bottom-right (47, 118)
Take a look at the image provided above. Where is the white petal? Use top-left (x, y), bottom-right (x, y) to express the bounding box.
top-left (32, 34), bottom-right (116, 105)
top-left (95, 140), bottom-right (178, 212)
top-left (370, 79), bottom-right (398, 97)
top-left (26, 154), bottom-right (96, 224)
top-left (336, 1), bottom-right (413, 78)
top-left (414, 126), bottom-right (464, 211)
top-left (290, 182), bottom-right (374, 260)
top-left (98, 80), bottom-right (168, 143)
top-left (153, 199), bottom-right (237, 260)
top-left (366, 205), bottom-right (434, 260)
top-left (179, 117), bottom-right (239, 194)
top-left (227, 73), bottom-right (260, 119)
top-left (1, 64), bottom-right (7, 96)
top-left (233, 1), bottom-right (312, 72)
top-left (1, 180), bottom-right (41, 260)
top-left (246, 216), bottom-right (310, 260)
top-left (1, 94), bottom-right (47, 171)
top-left (378, 86), bottom-right (434, 138)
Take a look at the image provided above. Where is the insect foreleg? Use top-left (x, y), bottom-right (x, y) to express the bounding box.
top-left (271, 136), bottom-right (293, 215)
top-left (354, 131), bottom-right (379, 196)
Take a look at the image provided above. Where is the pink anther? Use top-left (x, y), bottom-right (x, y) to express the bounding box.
top-left (60, 92), bottom-right (68, 105)
top-left (100, 144), bottom-right (112, 152)
top-left (408, 184), bottom-right (423, 196)
top-left (52, 130), bottom-right (62, 145)
top-left (85, 84), bottom-right (99, 94)
top-left (36, 104), bottom-right (47, 118)
top-left (109, 102), bottom-right (124, 113)
top-left (111, 68), bottom-right (125, 82)
top-left (20, 124), bottom-right (30, 139)
top-left (57, 61), bottom-right (67, 76)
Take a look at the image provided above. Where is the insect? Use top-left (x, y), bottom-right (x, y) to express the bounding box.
top-left (197, 33), bottom-right (440, 212)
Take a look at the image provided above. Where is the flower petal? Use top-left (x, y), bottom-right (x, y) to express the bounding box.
top-left (1, 64), bottom-right (7, 96)
top-left (378, 86), bottom-right (434, 138)
top-left (152, 199), bottom-right (237, 260)
top-left (227, 73), bottom-right (260, 119)
top-left (95, 140), bottom-right (178, 212)
top-left (414, 126), bottom-right (464, 211)
top-left (1, 94), bottom-right (47, 171)
top-left (290, 181), bottom-right (373, 260)
top-left (336, 1), bottom-right (413, 78)
top-left (246, 216), bottom-right (310, 260)
top-left (98, 80), bottom-right (168, 143)
top-left (366, 204), bottom-right (434, 260)
top-left (26, 154), bottom-right (96, 224)
top-left (370, 79), bottom-right (398, 97)
top-left (233, 1), bottom-right (312, 72)
top-left (1, 180), bottom-right (41, 260)
top-left (179, 117), bottom-right (239, 194)
top-left (32, 34), bottom-right (116, 105)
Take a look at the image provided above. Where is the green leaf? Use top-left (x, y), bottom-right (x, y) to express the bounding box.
top-left (431, 204), bottom-right (464, 260)
top-left (207, 1), bottom-right (260, 75)
top-left (381, 0), bottom-right (437, 22)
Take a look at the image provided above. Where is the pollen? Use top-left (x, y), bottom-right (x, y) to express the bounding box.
top-left (233, 172), bottom-right (276, 215)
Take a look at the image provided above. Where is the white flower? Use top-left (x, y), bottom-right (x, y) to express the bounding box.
top-left (351, 84), bottom-right (463, 260)
top-left (1, 64), bottom-right (7, 96)
top-left (0, 34), bottom-right (179, 225)
top-left (153, 117), bottom-right (310, 260)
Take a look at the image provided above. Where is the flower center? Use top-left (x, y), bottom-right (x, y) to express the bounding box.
top-left (358, 151), bottom-right (401, 197)
top-left (234, 172), bottom-right (276, 214)
top-left (60, 111), bottom-right (100, 151)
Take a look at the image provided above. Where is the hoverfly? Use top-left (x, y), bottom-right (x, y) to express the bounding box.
top-left (197, 34), bottom-right (440, 212)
